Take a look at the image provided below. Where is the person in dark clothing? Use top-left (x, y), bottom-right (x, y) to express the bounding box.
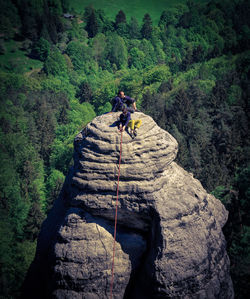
top-left (111, 91), bottom-right (137, 112)
top-left (117, 106), bottom-right (142, 138)
top-left (118, 90), bottom-right (137, 111)
top-left (117, 106), bottom-right (131, 132)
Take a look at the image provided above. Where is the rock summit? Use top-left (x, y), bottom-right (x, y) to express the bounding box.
top-left (23, 112), bottom-right (234, 299)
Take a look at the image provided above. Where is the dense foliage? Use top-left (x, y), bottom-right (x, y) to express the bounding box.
top-left (0, 0), bottom-right (249, 297)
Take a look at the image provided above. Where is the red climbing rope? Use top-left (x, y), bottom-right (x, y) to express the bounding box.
top-left (109, 131), bottom-right (123, 299)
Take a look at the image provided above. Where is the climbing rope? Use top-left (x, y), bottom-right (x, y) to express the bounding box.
top-left (109, 131), bottom-right (123, 299)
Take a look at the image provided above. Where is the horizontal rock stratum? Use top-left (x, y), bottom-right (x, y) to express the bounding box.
top-left (23, 112), bottom-right (234, 299)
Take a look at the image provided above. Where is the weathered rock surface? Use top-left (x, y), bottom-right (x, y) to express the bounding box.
top-left (23, 112), bottom-right (234, 299)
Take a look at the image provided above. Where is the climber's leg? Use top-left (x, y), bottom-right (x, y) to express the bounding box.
top-left (128, 120), bottom-right (135, 138)
top-left (134, 119), bottom-right (142, 129)
top-left (133, 119), bottom-right (141, 137)
top-left (128, 120), bottom-right (135, 131)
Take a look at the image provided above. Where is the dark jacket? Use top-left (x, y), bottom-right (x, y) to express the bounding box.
top-left (112, 96), bottom-right (124, 112)
top-left (122, 95), bottom-right (135, 106)
top-left (119, 111), bottom-right (131, 127)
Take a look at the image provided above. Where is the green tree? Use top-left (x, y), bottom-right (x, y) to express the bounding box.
top-left (77, 81), bottom-right (93, 103)
top-left (46, 169), bottom-right (65, 212)
top-left (32, 37), bottom-right (50, 61)
top-left (116, 23), bottom-right (129, 38)
top-left (50, 101), bottom-right (95, 174)
top-left (91, 33), bottom-right (106, 65)
top-left (105, 33), bottom-right (128, 69)
top-left (129, 16), bottom-right (141, 39)
top-left (159, 9), bottom-right (179, 28)
top-left (92, 79), bottom-right (117, 112)
top-left (143, 65), bottom-right (171, 85)
top-left (221, 26), bottom-right (237, 52)
top-left (68, 19), bottom-right (81, 41)
top-left (115, 10), bottom-right (126, 28)
top-left (66, 41), bottom-right (92, 70)
top-left (213, 167), bottom-right (250, 299)
top-left (235, 167), bottom-right (250, 224)
top-left (85, 9), bottom-right (98, 38)
top-left (139, 39), bottom-right (156, 67)
top-left (98, 11), bottom-right (113, 33)
top-left (44, 48), bottom-right (67, 76)
top-left (128, 47), bottom-right (145, 69)
top-left (141, 13), bottom-right (153, 39)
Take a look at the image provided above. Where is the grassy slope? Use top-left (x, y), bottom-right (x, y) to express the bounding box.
top-left (0, 40), bottom-right (43, 73)
top-left (70, 0), bottom-right (208, 24)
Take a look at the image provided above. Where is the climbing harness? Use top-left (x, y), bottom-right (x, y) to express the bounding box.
top-left (109, 131), bottom-right (123, 299)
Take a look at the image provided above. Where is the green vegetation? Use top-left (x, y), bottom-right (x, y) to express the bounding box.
top-left (0, 41), bottom-right (43, 73)
top-left (69, 0), bottom-right (208, 24)
top-left (0, 0), bottom-right (249, 298)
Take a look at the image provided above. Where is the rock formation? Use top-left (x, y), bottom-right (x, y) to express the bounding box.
top-left (23, 112), bottom-right (234, 299)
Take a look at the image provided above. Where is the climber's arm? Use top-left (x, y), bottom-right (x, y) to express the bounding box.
top-left (124, 96), bottom-right (137, 110)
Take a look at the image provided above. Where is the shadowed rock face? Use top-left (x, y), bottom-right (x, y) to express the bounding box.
top-left (23, 112), bottom-right (234, 299)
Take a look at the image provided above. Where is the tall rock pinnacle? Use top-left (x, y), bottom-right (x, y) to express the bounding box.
top-left (23, 112), bottom-right (234, 298)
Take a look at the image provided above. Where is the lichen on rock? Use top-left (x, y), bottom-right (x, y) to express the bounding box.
top-left (22, 112), bottom-right (234, 299)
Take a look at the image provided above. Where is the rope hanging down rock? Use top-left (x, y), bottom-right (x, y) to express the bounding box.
top-left (109, 131), bottom-right (123, 299)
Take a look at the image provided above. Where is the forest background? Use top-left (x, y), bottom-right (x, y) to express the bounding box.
top-left (0, 0), bottom-right (249, 298)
